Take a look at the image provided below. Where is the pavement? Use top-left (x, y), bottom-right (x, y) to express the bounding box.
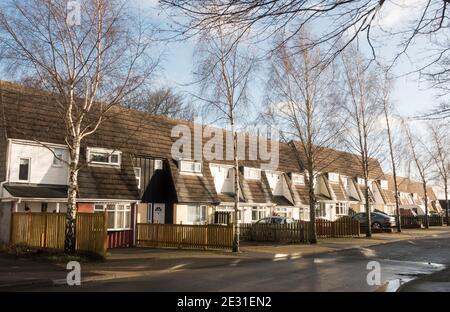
top-left (1, 226), bottom-right (450, 291)
top-left (399, 267), bottom-right (450, 292)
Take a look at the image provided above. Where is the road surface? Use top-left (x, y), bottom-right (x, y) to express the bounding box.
top-left (34, 232), bottom-right (450, 292)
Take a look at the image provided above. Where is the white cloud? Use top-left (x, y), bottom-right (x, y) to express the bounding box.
top-left (377, 0), bottom-right (427, 29)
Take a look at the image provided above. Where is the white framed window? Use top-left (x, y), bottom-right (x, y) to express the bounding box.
top-left (87, 147), bottom-right (121, 167)
top-left (341, 176), bottom-right (351, 191)
top-left (251, 206), bottom-right (268, 222)
top-left (299, 207), bottom-right (309, 220)
top-left (244, 167), bottom-right (261, 180)
top-left (154, 159), bottom-right (163, 170)
top-left (94, 203), bottom-right (132, 230)
top-left (134, 167), bottom-right (141, 189)
top-left (18, 158), bottom-right (30, 181)
top-left (335, 202), bottom-right (348, 215)
top-left (315, 203), bottom-right (327, 218)
top-left (180, 160), bottom-right (202, 173)
top-left (274, 207), bottom-right (292, 218)
top-left (291, 173), bottom-right (305, 185)
top-left (357, 177), bottom-right (365, 185)
top-left (380, 180), bottom-right (388, 190)
top-left (328, 172), bottom-right (339, 183)
top-left (187, 205), bottom-right (207, 224)
top-left (52, 148), bottom-right (64, 167)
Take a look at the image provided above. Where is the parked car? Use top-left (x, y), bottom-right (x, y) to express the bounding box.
top-left (255, 216), bottom-right (296, 224)
top-left (352, 212), bottom-right (396, 229)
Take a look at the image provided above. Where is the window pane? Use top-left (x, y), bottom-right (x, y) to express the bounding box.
top-left (19, 159), bottom-right (29, 180)
top-left (187, 206), bottom-right (197, 223)
top-left (94, 204), bottom-right (104, 212)
top-left (91, 153), bottom-right (109, 163)
top-left (110, 154), bottom-right (119, 163)
top-left (108, 212), bottom-right (115, 229)
top-left (106, 204), bottom-right (115, 211)
top-left (116, 211), bottom-right (124, 229)
top-left (53, 149), bottom-right (63, 166)
top-left (124, 210), bottom-right (131, 228)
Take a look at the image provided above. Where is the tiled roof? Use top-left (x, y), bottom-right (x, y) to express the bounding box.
top-left (239, 171), bottom-right (273, 204)
top-left (329, 182), bottom-right (347, 201)
top-left (291, 142), bottom-right (385, 180)
top-left (4, 184), bottom-right (68, 198)
top-left (0, 80), bottom-right (388, 205)
top-left (272, 195), bottom-right (294, 206)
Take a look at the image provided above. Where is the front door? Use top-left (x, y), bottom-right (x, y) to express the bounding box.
top-left (153, 203), bottom-right (165, 224)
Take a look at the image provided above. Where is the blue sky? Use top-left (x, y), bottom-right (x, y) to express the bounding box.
top-left (138, 0), bottom-right (438, 118)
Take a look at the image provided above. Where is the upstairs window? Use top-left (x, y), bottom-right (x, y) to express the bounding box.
top-left (380, 180), bottom-right (388, 190)
top-left (244, 167), bottom-right (261, 180)
top-left (341, 176), bottom-right (351, 191)
top-left (357, 177), bottom-right (365, 185)
top-left (154, 159), bottom-right (163, 170)
top-left (19, 158), bottom-right (30, 181)
top-left (180, 160), bottom-right (202, 173)
top-left (328, 172), bottom-right (339, 183)
top-left (87, 148), bottom-right (121, 167)
top-left (52, 148), bottom-right (64, 167)
top-left (291, 173), bottom-right (305, 185)
top-left (134, 167), bottom-right (141, 189)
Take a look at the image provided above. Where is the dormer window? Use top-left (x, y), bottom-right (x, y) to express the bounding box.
top-left (380, 180), bottom-right (388, 190)
top-left (244, 167), bottom-right (261, 180)
top-left (52, 148), bottom-right (64, 167)
top-left (357, 177), bottom-right (365, 185)
top-left (87, 147), bottom-right (121, 167)
top-left (291, 173), bottom-right (305, 185)
top-left (328, 172), bottom-right (339, 183)
top-left (180, 160), bottom-right (202, 173)
top-left (341, 176), bottom-right (351, 191)
top-left (18, 158), bottom-right (30, 181)
top-left (134, 167), bottom-right (141, 189)
top-left (154, 159), bottom-right (163, 170)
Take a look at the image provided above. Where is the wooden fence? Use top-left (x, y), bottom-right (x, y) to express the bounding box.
top-left (136, 223), bottom-right (234, 251)
top-left (10, 212), bottom-right (108, 257)
top-left (401, 215), bottom-right (444, 228)
top-left (75, 212), bottom-right (108, 256)
top-left (239, 217), bottom-right (360, 243)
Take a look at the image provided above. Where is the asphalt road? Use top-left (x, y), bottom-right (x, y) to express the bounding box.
top-left (35, 232), bottom-right (450, 292)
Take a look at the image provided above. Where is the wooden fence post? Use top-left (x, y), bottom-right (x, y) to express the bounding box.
top-left (9, 211), bottom-right (14, 245)
top-left (103, 211), bottom-right (108, 257)
top-left (42, 213), bottom-right (48, 248)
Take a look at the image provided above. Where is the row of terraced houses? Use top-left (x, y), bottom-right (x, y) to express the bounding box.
top-left (0, 81), bottom-right (443, 246)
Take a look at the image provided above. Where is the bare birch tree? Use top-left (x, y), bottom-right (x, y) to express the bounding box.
top-left (125, 87), bottom-right (194, 120)
top-left (0, 0), bottom-right (157, 253)
top-left (404, 122), bottom-right (433, 229)
top-left (161, 1), bottom-right (450, 119)
top-left (341, 47), bottom-right (385, 238)
top-left (193, 22), bottom-right (257, 252)
top-left (428, 122), bottom-right (450, 225)
top-left (380, 73), bottom-right (402, 232)
top-left (263, 33), bottom-right (344, 244)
